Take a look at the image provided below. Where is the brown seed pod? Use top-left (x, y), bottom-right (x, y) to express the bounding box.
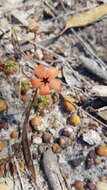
top-left (64, 101), bottom-right (76, 112)
top-left (70, 113), bottom-right (81, 126)
top-left (64, 96), bottom-right (77, 112)
top-left (96, 145), bottom-right (107, 156)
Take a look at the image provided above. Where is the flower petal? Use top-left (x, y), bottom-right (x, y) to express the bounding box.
top-left (30, 78), bottom-right (41, 88)
top-left (34, 64), bottom-right (46, 78)
top-left (47, 67), bottom-right (59, 79)
top-left (39, 85), bottom-right (50, 95)
top-left (49, 79), bottom-right (61, 91)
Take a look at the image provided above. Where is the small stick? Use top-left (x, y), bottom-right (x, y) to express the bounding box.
top-left (71, 28), bottom-right (107, 68)
top-left (8, 141), bottom-right (25, 190)
top-left (59, 0), bottom-right (66, 12)
top-left (14, 157), bottom-right (25, 190)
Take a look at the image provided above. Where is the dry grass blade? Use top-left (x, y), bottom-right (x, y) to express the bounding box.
top-left (59, 0), bottom-right (66, 12)
top-left (8, 141), bottom-right (25, 190)
top-left (21, 90), bottom-right (39, 189)
top-left (0, 91), bottom-right (38, 187)
top-left (60, 3), bottom-right (107, 34)
top-left (14, 157), bottom-right (25, 190)
top-left (11, 28), bottom-right (22, 59)
top-left (22, 130), bottom-right (36, 181)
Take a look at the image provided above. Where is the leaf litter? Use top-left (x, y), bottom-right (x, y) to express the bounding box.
top-left (0, 0), bottom-right (107, 190)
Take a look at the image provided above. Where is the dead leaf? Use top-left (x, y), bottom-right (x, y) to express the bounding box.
top-left (21, 90), bottom-right (39, 189)
top-left (22, 128), bottom-right (36, 180)
top-left (91, 85), bottom-right (107, 98)
top-left (91, 85), bottom-right (107, 103)
top-left (80, 55), bottom-right (107, 82)
top-left (62, 3), bottom-right (107, 33)
top-left (97, 107), bottom-right (107, 122)
top-left (63, 65), bottom-right (81, 88)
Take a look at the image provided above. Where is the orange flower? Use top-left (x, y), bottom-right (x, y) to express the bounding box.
top-left (30, 64), bottom-right (61, 95)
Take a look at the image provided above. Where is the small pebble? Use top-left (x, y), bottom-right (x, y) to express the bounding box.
top-left (30, 116), bottom-right (44, 131)
top-left (64, 101), bottom-right (76, 112)
top-left (1, 120), bottom-right (9, 130)
top-left (70, 113), bottom-right (81, 126)
top-left (59, 137), bottom-right (72, 149)
top-left (70, 157), bottom-right (84, 168)
top-left (95, 158), bottom-right (102, 165)
top-left (62, 127), bottom-right (73, 137)
top-left (52, 92), bottom-right (59, 103)
top-left (87, 182), bottom-right (96, 190)
top-left (83, 130), bottom-right (101, 145)
top-left (39, 32), bottom-right (46, 39)
top-left (88, 150), bottom-right (96, 159)
top-left (43, 132), bottom-right (52, 143)
top-left (43, 50), bottom-right (54, 61)
top-left (74, 180), bottom-right (84, 190)
top-left (35, 49), bottom-right (43, 60)
top-left (32, 136), bottom-right (42, 144)
top-left (86, 158), bottom-right (94, 169)
top-left (52, 143), bottom-right (62, 153)
top-left (64, 96), bottom-right (77, 104)
top-left (11, 130), bottom-right (19, 139)
top-left (96, 145), bottom-right (107, 156)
